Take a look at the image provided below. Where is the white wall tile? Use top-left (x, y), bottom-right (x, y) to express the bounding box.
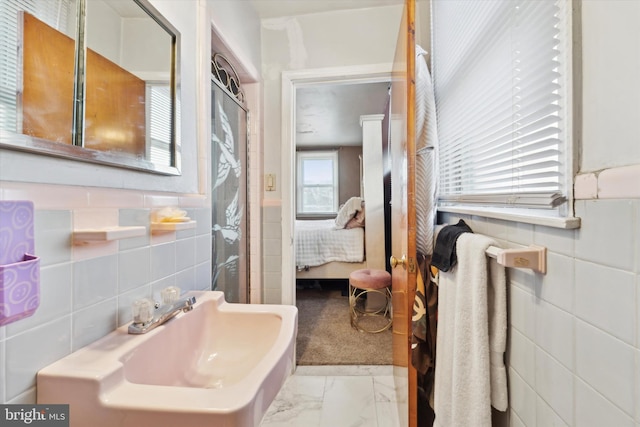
top-left (636, 203), bottom-right (640, 274)
top-left (510, 285), bottom-right (536, 340)
top-left (6, 388), bottom-right (36, 405)
top-left (576, 378), bottom-right (635, 427)
top-left (535, 348), bottom-right (574, 425)
top-left (34, 210), bottom-right (72, 266)
top-left (175, 267), bottom-right (196, 291)
top-left (634, 349), bottom-right (640, 423)
top-left (535, 300), bottom-right (574, 369)
top-left (510, 411), bottom-right (526, 427)
top-left (6, 264), bottom-right (72, 336)
top-left (118, 208), bottom-right (151, 250)
top-left (195, 261), bottom-right (212, 291)
top-left (509, 328), bottom-right (536, 387)
top-left (150, 242), bottom-right (176, 281)
top-left (263, 238), bottom-right (282, 256)
top-left (72, 298), bottom-right (117, 351)
top-left (151, 276), bottom-right (176, 302)
top-left (195, 234), bottom-right (211, 264)
top-left (509, 368), bottom-right (536, 427)
top-left (188, 207), bottom-right (210, 236)
top-left (509, 265), bottom-right (538, 295)
top-left (175, 237), bottom-right (196, 272)
top-left (575, 260), bottom-right (636, 345)
top-left (72, 255), bottom-right (118, 310)
top-left (535, 397), bottom-right (569, 427)
top-left (575, 320), bottom-right (636, 416)
top-left (263, 288), bottom-right (282, 304)
top-left (5, 317), bottom-right (71, 400)
top-left (536, 252), bottom-right (574, 312)
top-left (118, 247), bottom-right (150, 293)
top-left (264, 256), bottom-right (282, 274)
top-left (533, 224), bottom-right (575, 258)
top-left (151, 274), bottom-right (176, 302)
top-left (505, 221), bottom-right (535, 247)
top-left (575, 200), bottom-right (635, 271)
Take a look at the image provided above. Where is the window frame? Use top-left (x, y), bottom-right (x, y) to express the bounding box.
top-left (431, 0), bottom-right (579, 229)
top-left (296, 150), bottom-right (340, 217)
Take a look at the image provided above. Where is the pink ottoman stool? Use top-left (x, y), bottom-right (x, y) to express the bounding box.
top-left (348, 269), bottom-right (392, 333)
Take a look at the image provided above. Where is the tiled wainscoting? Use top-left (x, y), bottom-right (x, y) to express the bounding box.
top-left (440, 197), bottom-right (640, 427)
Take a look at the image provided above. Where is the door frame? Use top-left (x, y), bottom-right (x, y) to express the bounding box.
top-left (280, 63), bottom-right (393, 305)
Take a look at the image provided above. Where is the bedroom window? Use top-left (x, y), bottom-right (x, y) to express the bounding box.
top-left (432, 0), bottom-right (578, 227)
top-left (296, 150), bottom-right (339, 215)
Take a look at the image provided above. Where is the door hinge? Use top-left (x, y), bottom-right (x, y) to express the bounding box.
top-left (408, 257), bottom-right (416, 274)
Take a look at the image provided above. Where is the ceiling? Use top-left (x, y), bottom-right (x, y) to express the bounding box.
top-left (249, 1), bottom-right (399, 148)
top-left (250, 0), bottom-right (404, 19)
top-left (296, 82), bottom-right (390, 147)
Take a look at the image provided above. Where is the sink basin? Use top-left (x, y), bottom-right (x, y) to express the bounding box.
top-left (37, 291), bottom-right (298, 427)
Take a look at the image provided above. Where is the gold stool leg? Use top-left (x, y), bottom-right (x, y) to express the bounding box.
top-left (349, 286), bottom-right (393, 333)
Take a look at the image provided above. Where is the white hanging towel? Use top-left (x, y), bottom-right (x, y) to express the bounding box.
top-left (434, 233), bottom-right (508, 427)
top-left (415, 44), bottom-right (438, 256)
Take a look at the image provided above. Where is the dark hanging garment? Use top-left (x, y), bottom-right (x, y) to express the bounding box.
top-left (412, 254), bottom-right (439, 426)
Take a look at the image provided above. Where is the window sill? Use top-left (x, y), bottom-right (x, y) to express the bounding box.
top-left (437, 206), bottom-right (581, 229)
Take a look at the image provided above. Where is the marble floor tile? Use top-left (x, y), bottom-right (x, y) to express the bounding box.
top-left (376, 401), bottom-right (402, 427)
top-left (374, 375), bottom-right (398, 402)
top-left (319, 376), bottom-right (377, 427)
top-left (260, 365), bottom-right (400, 427)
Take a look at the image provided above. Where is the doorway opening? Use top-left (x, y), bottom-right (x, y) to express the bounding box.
top-left (282, 66), bottom-right (393, 365)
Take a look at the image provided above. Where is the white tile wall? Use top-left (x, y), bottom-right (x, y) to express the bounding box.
top-left (536, 397), bottom-right (569, 427)
top-left (574, 260), bottom-right (636, 344)
top-left (441, 199), bottom-right (640, 427)
top-left (575, 320), bottom-right (636, 416)
top-left (535, 347), bottom-right (574, 425)
top-left (0, 202), bottom-right (212, 403)
top-left (575, 379), bottom-right (635, 427)
top-left (509, 368), bottom-right (537, 426)
top-left (262, 205), bottom-right (282, 304)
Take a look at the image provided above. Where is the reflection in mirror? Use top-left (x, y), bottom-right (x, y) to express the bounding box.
top-left (0, 0), bottom-right (181, 174)
top-left (0, 1), bottom-right (78, 141)
top-left (85, 0), bottom-right (176, 165)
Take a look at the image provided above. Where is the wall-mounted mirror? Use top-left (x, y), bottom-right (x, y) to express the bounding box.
top-left (0, 0), bottom-right (181, 175)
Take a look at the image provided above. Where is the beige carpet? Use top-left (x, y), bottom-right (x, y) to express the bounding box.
top-left (296, 288), bottom-right (392, 365)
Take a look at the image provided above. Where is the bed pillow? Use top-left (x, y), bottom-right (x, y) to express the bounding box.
top-left (345, 207), bottom-right (365, 229)
top-left (334, 196), bottom-right (364, 228)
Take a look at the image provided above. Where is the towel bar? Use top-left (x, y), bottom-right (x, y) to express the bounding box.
top-left (485, 245), bottom-right (547, 274)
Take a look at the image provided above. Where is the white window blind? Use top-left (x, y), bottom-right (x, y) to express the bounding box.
top-left (0, 0), bottom-right (73, 132)
top-left (432, 0), bottom-right (572, 215)
top-left (148, 84), bottom-right (173, 166)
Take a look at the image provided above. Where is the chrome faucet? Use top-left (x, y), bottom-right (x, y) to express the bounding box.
top-left (128, 295), bottom-right (196, 335)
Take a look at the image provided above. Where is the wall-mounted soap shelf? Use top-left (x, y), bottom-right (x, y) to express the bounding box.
top-left (150, 221), bottom-right (197, 234)
top-left (73, 226), bottom-right (146, 244)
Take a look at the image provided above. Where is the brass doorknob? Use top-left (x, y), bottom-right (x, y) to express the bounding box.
top-left (390, 255), bottom-right (407, 269)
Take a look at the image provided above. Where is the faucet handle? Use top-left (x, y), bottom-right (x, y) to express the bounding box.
top-left (132, 298), bottom-right (155, 324)
top-left (161, 286), bottom-right (181, 305)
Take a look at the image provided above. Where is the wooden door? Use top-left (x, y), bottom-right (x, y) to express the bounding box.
top-left (390, 1), bottom-right (417, 427)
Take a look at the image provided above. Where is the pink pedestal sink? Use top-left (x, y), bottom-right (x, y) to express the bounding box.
top-left (37, 291), bottom-right (298, 427)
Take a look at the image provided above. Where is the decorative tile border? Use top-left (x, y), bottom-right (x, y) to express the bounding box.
top-left (574, 164), bottom-right (640, 200)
